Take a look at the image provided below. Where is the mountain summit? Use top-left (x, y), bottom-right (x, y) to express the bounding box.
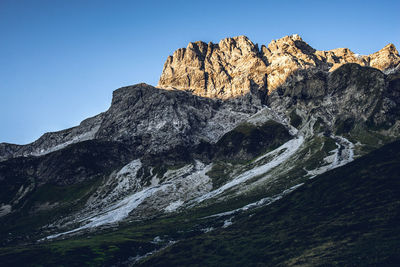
top-left (158, 34), bottom-right (400, 99)
top-left (1, 35), bottom-right (400, 266)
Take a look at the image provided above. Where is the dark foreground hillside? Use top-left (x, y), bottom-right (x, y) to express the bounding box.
top-left (141, 140), bottom-right (400, 266)
top-left (1, 140), bottom-right (400, 266)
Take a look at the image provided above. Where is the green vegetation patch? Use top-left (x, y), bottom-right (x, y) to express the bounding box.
top-left (206, 161), bottom-right (235, 189)
top-left (0, 178), bottom-right (102, 244)
top-left (289, 110), bottom-right (302, 128)
top-left (335, 117), bottom-right (355, 135)
top-left (214, 120), bottom-right (291, 163)
top-left (348, 124), bottom-right (395, 155)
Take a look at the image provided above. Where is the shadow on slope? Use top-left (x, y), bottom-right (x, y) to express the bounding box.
top-left (0, 140), bottom-right (136, 245)
top-left (0, 139), bottom-right (399, 266)
top-left (141, 139), bottom-right (400, 266)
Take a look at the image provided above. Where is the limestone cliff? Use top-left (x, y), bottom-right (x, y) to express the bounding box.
top-left (158, 34), bottom-right (400, 98)
top-left (158, 36), bottom-right (268, 99)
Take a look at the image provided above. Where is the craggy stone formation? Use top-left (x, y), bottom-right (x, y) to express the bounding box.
top-left (1, 34), bottom-right (400, 254)
top-left (158, 36), bottom-right (268, 99)
top-left (268, 63), bottom-right (400, 136)
top-left (2, 35), bottom-right (399, 162)
top-left (0, 84), bottom-right (261, 162)
top-left (158, 34), bottom-right (400, 98)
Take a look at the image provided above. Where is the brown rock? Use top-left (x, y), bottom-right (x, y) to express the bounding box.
top-left (158, 36), bottom-right (268, 99)
top-left (158, 34), bottom-right (400, 98)
top-left (261, 34), bottom-right (322, 91)
top-left (369, 43), bottom-right (400, 71)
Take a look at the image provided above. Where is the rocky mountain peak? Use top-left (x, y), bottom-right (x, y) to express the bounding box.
top-left (157, 35), bottom-right (268, 99)
top-left (264, 34), bottom-right (314, 54)
top-left (380, 43), bottom-right (398, 53)
top-left (158, 35), bottom-right (400, 99)
top-left (261, 34), bottom-right (319, 90)
top-left (217, 35), bottom-right (258, 54)
top-left (368, 43), bottom-right (400, 71)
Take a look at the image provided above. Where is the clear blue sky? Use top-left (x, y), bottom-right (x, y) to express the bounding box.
top-left (1, 0), bottom-right (399, 144)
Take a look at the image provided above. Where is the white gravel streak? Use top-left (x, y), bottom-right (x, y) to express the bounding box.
top-left (44, 161), bottom-right (212, 240)
top-left (191, 136), bottom-right (304, 204)
top-left (204, 183), bottom-right (304, 219)
top-left (307, 135), bottom-right (354, 178)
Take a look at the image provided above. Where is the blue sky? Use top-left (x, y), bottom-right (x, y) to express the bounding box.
top-left (1, 0), bottom-right (399, 144)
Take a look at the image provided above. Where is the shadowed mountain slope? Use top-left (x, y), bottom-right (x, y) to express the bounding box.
top-left (141, 139), bottom-right (400, 266)
top-left (0, 139), bottom-right (399, 266)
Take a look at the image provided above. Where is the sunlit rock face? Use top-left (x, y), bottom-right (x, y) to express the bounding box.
top-left (158, 36), bottom-right (268, 99)
top-left (158, 34), bottom-right (400, 98)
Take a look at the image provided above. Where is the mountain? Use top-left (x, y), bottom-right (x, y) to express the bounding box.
top-left (158, 34), bottom-right (400, 98)
top-left (0, 35), bottom-right (399, 266)
top-left (0, 84), bottom-right (261, 162)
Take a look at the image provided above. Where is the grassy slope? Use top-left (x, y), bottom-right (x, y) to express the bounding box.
top-left (0, 140), bottom-right (135, 245)
top-left (0, 140), bottom-right (399, 266)
top-left (141, 140), bottom-right (400, 266)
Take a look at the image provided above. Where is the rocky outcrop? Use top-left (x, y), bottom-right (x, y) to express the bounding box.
top-left (95, 83), bottom-right (261, 163)
top-left (317, 43), bottom-right (400, 72)
top-left (0, 83), bottom-right (262, 162)
top-left (158, 34), bottom-right (400, 98)
top-left (369, 43), bottom-right (400, 71)
top-left (158, 36), bottom-right (268, 99)
top-left (0, 114), bottom-right (103, 161)
top-left (268, 63), bottom-right (400, 144)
